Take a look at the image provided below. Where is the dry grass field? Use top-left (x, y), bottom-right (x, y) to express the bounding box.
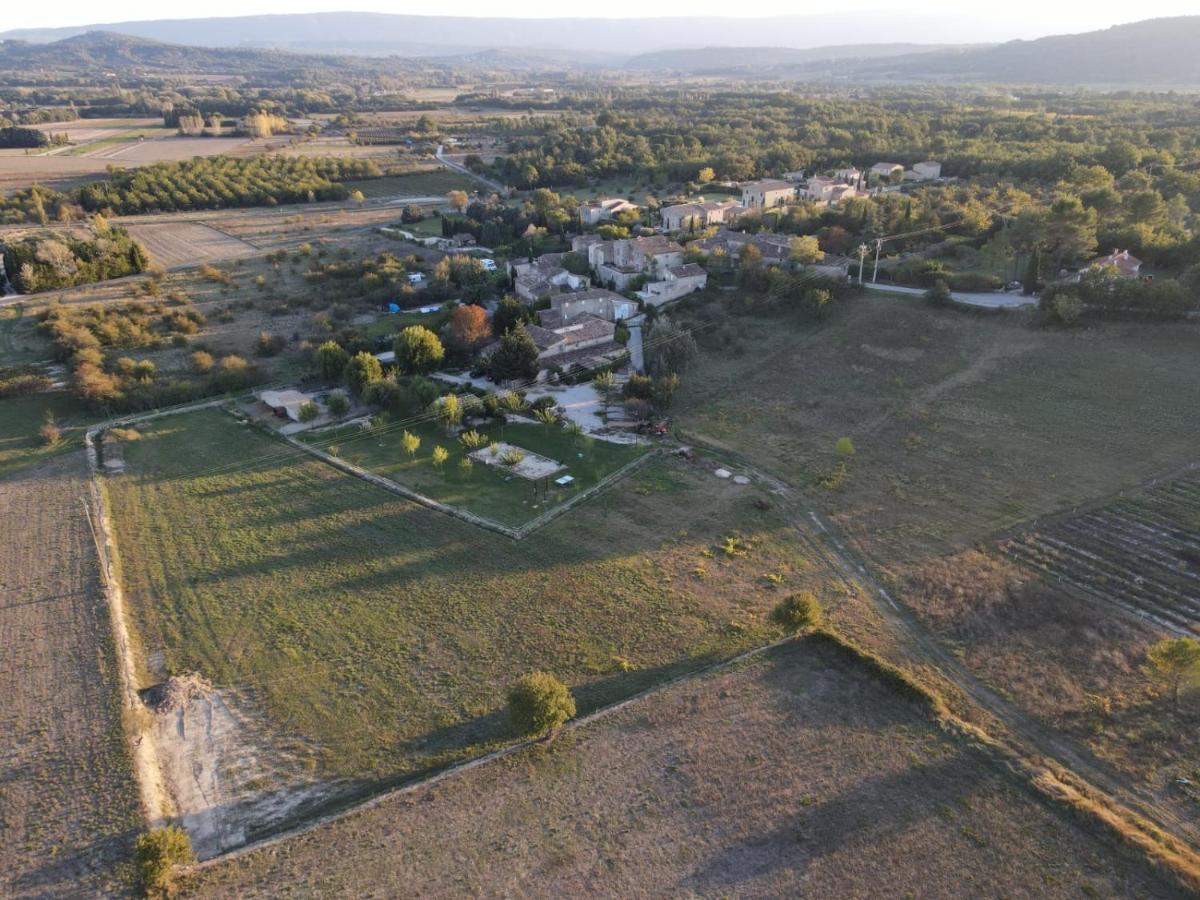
top-left (181, 638), bottom-right (1183, 898)
top-left (106, 409), bottom-right (834, 781)
top-left (0, 453), bottom-right (141, 897)
top-left (123, 222), bottom-right (259, 268)
top-left (0, 119), bottom-right (262, 191)
top-left (673, 292), bottom-right (1200, 567)
top-left (897, 548), bottom-right (1200, 846)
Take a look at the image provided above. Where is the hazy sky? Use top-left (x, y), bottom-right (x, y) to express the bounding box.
top-left (10, 0), bottom-right (1197, 34)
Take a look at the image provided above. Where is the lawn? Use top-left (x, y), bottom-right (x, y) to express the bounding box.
top-left (672, 292), bottom-right (1200, 565)
top-left (181, 637), bottom-right (1182, 898)
top-left (0, 391), bottom-right (94, 480)
top-left (106, 408), bottom-right (834, 784)
top-left (300, 417), bottom-right (648, 527)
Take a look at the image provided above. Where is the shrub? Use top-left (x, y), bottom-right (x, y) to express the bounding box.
top-left (134, 825), bottom-right (193, 894)
top-left (255, 331), bottom-right (286, 357)
top-left (458, 456), bottom-right (474, 475)
top-left (432, 445), bottom-right (449, 467)
top-left (39, 412), bottom-right (62, 447)
top-left (402, 430), bottom-right (421, 457)
top-left (190, 351), bottom-right (214, 373)
top-left (835, 436), bottom-right (856, 458)
top-left (214, 355), bottom-right (253, 392)
top-left (459, 429), bottom-right (488, 450)
top-left (500, 448), bottom-right (526, 467)
top-left (298, 401), bottom-right (320, 423)
top-left (508, 671), bottom-right (576, 737)
top-left (924, 279), bottom-right (953, 307)
top-left (326, 391), bottom-right (350, 417)
top-left (1051, 293), bottom-right (1084, 326)
top-left (771, 592), bottom-right (823, 632)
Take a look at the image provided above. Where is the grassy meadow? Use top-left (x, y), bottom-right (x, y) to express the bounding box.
top-left (106, 408), bottom-right (834, 781)
top-left (673, 292), bottom-right (1200, 565)
top-left (301, 418), bottom-right (648, 526)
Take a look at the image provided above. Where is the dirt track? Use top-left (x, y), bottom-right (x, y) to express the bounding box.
top-left (0, 453), bottom-right (141, 897)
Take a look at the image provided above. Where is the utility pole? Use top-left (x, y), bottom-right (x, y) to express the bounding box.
top-left (857, 243), bottom-right (869, 284)
top-left (872, 238), bottom-right (883, 283)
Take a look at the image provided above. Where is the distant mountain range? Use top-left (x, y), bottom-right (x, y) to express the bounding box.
top-left (0, 12), bottom-right (1073, 58)
top-left (2, 15), bottom-right (1199, 87)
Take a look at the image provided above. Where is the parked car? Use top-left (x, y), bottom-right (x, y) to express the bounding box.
top-left (480, 258), bottom-right (497, 272)
top-left (408, 273), bottom-right (425, 285)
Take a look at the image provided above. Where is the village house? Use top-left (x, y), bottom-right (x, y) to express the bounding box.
top-left (579, 235), bottom-right (685, 291)
top-left (692, 230), bottom-right (849, 279)
top-left (910, 160), bottom-right (942, 181)
top-left (782, 170), bottom-right (806, 182)
top-left (803, 176), bottom-right (860, 205)
top-left (258, 389), bottom-right (316, 422)
top-left (636, 262), bottom-right (708, 305)
top-left (513, 255), bottom-right (587, 301)
top-left (482, 316), bottom-right (625, 378)
top-left (1089, 248), bottom-right (1143, 278)
top-left (538, 288), bottom-right (638, 329)
top-left (869, 162), bottom-right (905, 184)
top-left (740, 179), bottom-right (795, 209)
top-left (660, 200), bottom-right (746, 232)
top-left (578, 197), bottom-right (639, 226)
top-left (834, 166), bottom-right (862, 185)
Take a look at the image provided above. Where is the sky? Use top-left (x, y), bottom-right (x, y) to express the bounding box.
top-left (9, 0), bottom-right (1198, 34)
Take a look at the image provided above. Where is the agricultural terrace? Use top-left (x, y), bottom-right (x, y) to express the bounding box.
top-left (181, 639), bottom-right (1182, 898)
top-left (299, 417), bottom-right (647, 527)
top-left (672, 291), bottom-right (1200, 566)
top-left (1002, 468), bottom-right (1200, 633)
top-left (105, 408), bottom-right (836, 785)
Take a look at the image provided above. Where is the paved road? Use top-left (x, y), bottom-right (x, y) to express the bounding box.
top-left (864, 281), bottom-right (1037, 309)
top-left (435, 145), bottom-right (507, 194)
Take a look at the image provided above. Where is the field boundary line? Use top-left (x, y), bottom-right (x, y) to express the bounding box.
top-left (183, 635), bottom-right (795, 873)
top-left (263, 414), bottom-right (661, 540)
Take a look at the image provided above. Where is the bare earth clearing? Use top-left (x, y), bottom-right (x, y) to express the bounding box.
top-left (0, 453), bottom-right (141, 897)
top-left (182, 639), bottom-right (1182, 898)
top-left (123, 222), bottom-right (258, 269)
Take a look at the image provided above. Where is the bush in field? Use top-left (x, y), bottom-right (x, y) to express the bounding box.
top-left (344, 351), bottom-right (383, 394)
top-left (255, 331), bottom-right (286, 357)
top-left (458, 457), bottom-right (473, 475)
top-left (508, 672), bottom-right (576, 738)
top-left (39, 412), bottom-right (62, 447)
top-left (402, 430), bottom-right (421, 457)
top-left (835, 436), bottom-right (856, 458)
top-left (326, 391), bottom-right (350, 417)
top-left (1146, 638), bottom-right (1200, 709)
top-left (214, 355), bottom-right (253, 393)
top-left (134, 825), bottom-right (193, 895)
top-left (771, 592), bottom-right (823, 632)
top-left (432, 445), bottom-right (449, 467)
top-left (190, 351), bottom-right (214, 373)
top-left (924, 279), bottom-right (953, 307)
top-left (500, 447), bottom-right (526, 467)
top-left (459, 429), bottom-right (488, 450)
top-left (298, 401), bottom-right (320, 423)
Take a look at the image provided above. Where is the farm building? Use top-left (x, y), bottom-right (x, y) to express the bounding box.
top-left (258, 389), bottom-right (314, 422)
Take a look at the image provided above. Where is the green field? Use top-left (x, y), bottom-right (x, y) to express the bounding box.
top-left (107, 408), bottom-right (832, 781)
top-left (673, 292), bottom-right (1200, 565)
top-left (0, 392), bottom-right (94, 480)
top-left (302, 418), bottom-right (647, 526)
top-left (347, 168), bottom-right (472, 198)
